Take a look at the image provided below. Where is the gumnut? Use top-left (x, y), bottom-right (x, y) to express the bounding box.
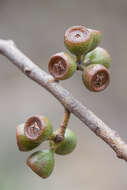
top-left (64, 25), bottom-right (92, 56)
top-left (16, 123), bottom-right (40, 151)
top-left (24, 115), bottom-right (53, 143)
top-left (82, 64), bottom-right (110, 92)
top-left (87, 29), bottom-right (101, 52)
top-left (48, 52), bottom-right (77, 80)
top-left (27, 150), bottom-right (55, 178)
top-left (84, 47), bottom-right (111, 69)
top-left (51, 128), bottom-right (77, 155)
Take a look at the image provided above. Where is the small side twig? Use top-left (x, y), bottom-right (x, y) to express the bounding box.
top-left (55, 109), bottom-right (70, 142)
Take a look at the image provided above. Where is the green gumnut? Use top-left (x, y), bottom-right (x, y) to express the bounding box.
top-left (48, 52), bottom-right (77, 80)
top-left (27, 150), bottom-right (55, 178)
top-left (24, 115), bottom-right (53, 144)
top-left (87, 29), bottom-right (101, 52)
top-left (16, 124), bottom-right (40, 151)
top-left (64, 25), bottom-right (92, 56)
top-left (84, 47), bottom-right (111, 69)
top-left (53, 128), bottom-right (77, 155)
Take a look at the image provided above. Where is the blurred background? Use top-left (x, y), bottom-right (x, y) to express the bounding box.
top-left (0, 0), bottom-right (127, 189)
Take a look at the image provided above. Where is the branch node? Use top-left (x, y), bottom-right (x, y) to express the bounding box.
top-left (24, 67), bottom-right (31, 75)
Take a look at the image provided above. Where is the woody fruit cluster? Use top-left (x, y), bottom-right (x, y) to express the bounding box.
top-left (49, 25), bottom-right (111, 92)
top-left (16, 114), bottom-right (77, 178)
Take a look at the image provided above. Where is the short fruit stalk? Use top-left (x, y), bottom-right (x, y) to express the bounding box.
top-left (55, 108), bottom-right (71, 141)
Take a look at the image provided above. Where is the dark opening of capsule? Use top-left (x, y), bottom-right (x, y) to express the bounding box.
top-left (92, 71), bottom-right (109, 91)
top-left (25, 116), bottom-right (44, 140)
top-left (75, 33), bottom-right (81, 38)
top-left (27, 122), bottom-right (40, 138)
top-left (50, 57), bottom-right (67, 78)
top-left (66, 26), bottom-right (90, 43)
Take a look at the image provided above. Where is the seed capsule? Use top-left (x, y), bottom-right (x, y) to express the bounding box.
top-left (16, 123), bottom-right (40, 151)
top-left (48, 52), bottom-right (77, 80)
top-left (88, 29), bottom-right (101, 52)
top-left (82, 64), bottom-right (110, 92)
top-left (51, 128), bottom-right (77, 155)
top-left (27, 150), bottom-right (55, 178)
top-left (24, 115), bottom-right (53, 143)
top-left (64, 25), bottom-right (92, 56)
top-left (84, 47), bottom-right (111, 69)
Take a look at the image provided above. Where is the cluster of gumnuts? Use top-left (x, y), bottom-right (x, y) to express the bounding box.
top-left (16, 25), bottom-right (111, 179)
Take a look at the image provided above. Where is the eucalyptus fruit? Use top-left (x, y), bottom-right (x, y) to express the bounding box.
top-left (84, 47), bottom-right (111, 68)
top-left (48, 52), bottom-right (77, 80)
top-left (88, 29), bottom-right (101, 52)
top-left (52, 128), bottom-right (77, 155)
top-left (64, 25), bottom-right (92, 56)
top-left (27, 150), bottom-right (55, 178)
top-left (82, 64), bottom-right (110, 92)
top-left (16, 123), bottom-right (40, 151)
top-left (24, 115), bottom-right (53, 143)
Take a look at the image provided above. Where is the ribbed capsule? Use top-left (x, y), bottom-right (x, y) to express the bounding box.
top-left (82, 64), bottom-right (110, 92)
top-left (27, 150), bottom-right (55, 178)
top-left (87, 29), bottom-right (101, 52)
top-left (16, 123), bottom-right (40, 151)
top-left (84, 47), bottom-right (111, 69)
top-left (51, 128), bottom-right (77, 155)
top-left (64, 25), bottom-right (92, 56)
top-left (48, 52), bottom-right (77, 80)
top-left (24, 115), bottom-right (53, 143)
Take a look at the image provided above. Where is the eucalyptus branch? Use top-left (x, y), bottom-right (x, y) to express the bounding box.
top-left (0, 39), bottom-right (127, 161)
